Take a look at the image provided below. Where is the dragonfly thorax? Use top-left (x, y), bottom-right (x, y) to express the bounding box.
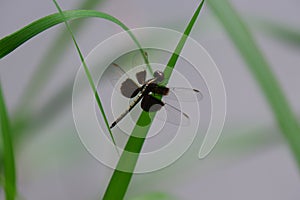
top-left (153, 70), bottom-right (164, 83)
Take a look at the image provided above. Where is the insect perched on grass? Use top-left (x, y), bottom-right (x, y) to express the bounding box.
top-left (107, 61), bottom-right (203, 129)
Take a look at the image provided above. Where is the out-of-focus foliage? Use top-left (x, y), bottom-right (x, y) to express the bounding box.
top-left (208, 0), bottom-right (300, 169)
top-left (0, 83), bottom-right (16, 200)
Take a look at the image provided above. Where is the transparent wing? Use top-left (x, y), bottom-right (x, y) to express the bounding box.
top-left (105, 63), bottom-right (135, 87)
top-left (132, 51), bottom-right (149, 68)
top-left (145, 95), bottom-right (190, 126)
top-left (132, 50), bottom-right (153, 79)
top-left (165, 87), bottom-right (203, 102)
top-left (156, 102), bottom-right (190, 126)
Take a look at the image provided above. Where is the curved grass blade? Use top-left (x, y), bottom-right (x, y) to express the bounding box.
top-left (0, 9), bottom-right (153, 166)
top-left (0, 10), bottom-right (150, 70)
top-left (0, 82), bottom-right (16, 200)
top-left (207, 0), bottom-right (300, 169)
top-left (14, 0), bottom-right (106, 119)
top-left (0, 8), bottom-right (152, 139)
top-left (103, 1), bottom-right (205, 199)
top-left (52, 0), bottom-right (119, 153)
top-left (0, 9), bottom-right (153, 171)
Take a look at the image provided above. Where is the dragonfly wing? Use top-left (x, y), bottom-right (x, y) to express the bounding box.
top-left (143, 95), bottom-right (190, 126)
top-left (105, 63), bottom-right (132, 86)
top-left (157, 102), bottom-right (190, 126)
top-left (136, 70), bottom-right (146, 84)
top-left (132, 51), bottom-right (153, 80)
top-left (165, 87), bottom-right (203, 102)
top-left (120, 78), bottom-right (140, 98)
top-left (132, 51), bottom-right (149, 67)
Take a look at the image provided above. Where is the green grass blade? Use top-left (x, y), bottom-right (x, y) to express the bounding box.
top-left (0, 82), bottom-right (17, 200)
top-left (0, 10), bottom-right (148, 63)
top-left (0, 7), bottom-right (151, 135)
top-left (103, 1), bottom-right (205, 199)
top-left (207, 0), bottom-right (300, 169)
top-left (52, 0), bottom-right (118, 152)
top-left (0, 8), bottom-right (151, 168)
top-left (14, 0), bottom-right (106, 118)
top-left (162, 0), bottom-right (205, 85)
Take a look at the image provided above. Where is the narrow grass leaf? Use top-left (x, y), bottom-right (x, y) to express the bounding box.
top-left (103, 1), bottom-right (205, 199)
top-left (207, 0), bottom-right (300, 169)
top-left (0, 82), bottom-right (16, 200)
top-left (0, 10), bottom-right (149, 65)
top-left (52, 0), bottom-right (119, 152)
top-left (0, 8), bottom-right (151, 136)
top-left (15, 0), bottom-right (106, 119)
top-left (0, 9), bottom-right (151, 168)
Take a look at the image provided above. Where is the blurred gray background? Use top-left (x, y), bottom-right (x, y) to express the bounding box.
top-left (1, 0), bottom-right (300, 199)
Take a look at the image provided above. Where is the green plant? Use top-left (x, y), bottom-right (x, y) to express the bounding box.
top-left (0, 0), bottom-right (299, 199)
top-left (0, 83), bottom-right (16, 200)
top-left (208, 0), bottom-right (300, 169)
top-left (103, 1), bottom-right (205, 198)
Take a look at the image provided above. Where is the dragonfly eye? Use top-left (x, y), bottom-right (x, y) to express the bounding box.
top-left (153, 70), bottom-right (164, 82)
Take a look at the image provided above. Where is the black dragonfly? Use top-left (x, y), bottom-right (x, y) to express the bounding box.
top-left (107, 62), bottom-right (203, 129)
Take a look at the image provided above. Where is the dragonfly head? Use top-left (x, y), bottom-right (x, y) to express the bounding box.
top-left (153, 70), bottom-right (164, 83)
